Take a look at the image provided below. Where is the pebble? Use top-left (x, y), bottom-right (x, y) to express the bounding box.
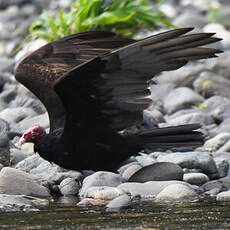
top-left (0, 167), bottom-right (50, 198)
top-left (128, 162), bottom-right (183, 183)
top-left (58, 178), bottom-right (79, 196)
top-left (216, 190), bottom-right (230, 201)
top-left (163, 87), bottom-right (204, 114)
top-left (157, 152), bottom-right (219, 179)
top-left (118, 181), bottom-right (188, 199)
top-left (80, 171), bottom-right (124, 196)
top-left (106, 193), bottom-right (132, 212)
top-left (183, 172), bottom-right (209, 185)
top-left (155, 183), bottom-right (199, 202)
top-left (82, 186), bottom-right (125, 200)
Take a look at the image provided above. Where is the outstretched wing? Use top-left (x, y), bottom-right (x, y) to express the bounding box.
top-left (54, 28), bottom-right (222, 143)
top-left (15, 31), bottom-right (133, 130)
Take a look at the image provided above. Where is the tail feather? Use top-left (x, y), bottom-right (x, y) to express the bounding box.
top-left (139, 124), bottom-right (203, 149)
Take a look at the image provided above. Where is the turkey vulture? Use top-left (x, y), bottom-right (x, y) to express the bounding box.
top-left (15, 28), bottom-right (222, 171)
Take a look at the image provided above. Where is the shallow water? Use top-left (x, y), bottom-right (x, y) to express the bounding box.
top-left (1, 198), bottom-right (230, 230)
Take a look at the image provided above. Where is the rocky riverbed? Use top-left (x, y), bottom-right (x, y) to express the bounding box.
top-left (1, 0), bottom-right (230, 212)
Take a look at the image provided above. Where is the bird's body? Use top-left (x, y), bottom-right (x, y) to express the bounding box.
top-left (16, 28), bottom-right (222, 171)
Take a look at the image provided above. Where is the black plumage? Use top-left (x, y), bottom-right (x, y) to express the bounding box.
top-left (15, 28), bottom-right (222, 171)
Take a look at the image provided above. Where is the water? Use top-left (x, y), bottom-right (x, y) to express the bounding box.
top-left (0, 198), bottom-right (230, 229)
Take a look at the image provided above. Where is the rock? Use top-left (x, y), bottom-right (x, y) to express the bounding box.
top-left (216, 118), bottom-right (230, 134)
top-left (173, 11), bottom-right (206, 28)
top-left (120, 163), bottom-right (142, 180)
top-left (183, 172), bottom-right (209, 185)
top-left (18, 112), bottom-right (49, 130)
top-left (163, 87), bottom-right (204, 114)
top-left (55, 196), bottom-right (78, 205)
top-left (10, 148), bottom-right (30, 166)
top-left (204, 188), bottom-right (221, 196)
top-left (201, 180), bottom-right (224, 194)
top-left (203, 23), bottom-right (230, 49)
top-left (0, 57), bottom-right (14, 73)
top-left (204, 133), bottom-right (230, 152)
top-left (80, 171), bottom-right (124, 196)
top-left (143, 110), bottom-right (161, 128)
top-left (117, 181), bottom-right (188, 198)
top-left (0, 119), bottom-right (10, 166)
top-left (135, 153), bottom-right (156, 167)
top-left (82, 186), bottom-right (125, 200)
top-left (58, 178), bottom-right (79, 196)
top-left (128, 162), bottom-right (183, 183)
top-left (15, 154), bottom-right (45, 172)
top-left (0, 107), bottom-right (37, 124)
top-left (0, 194), bottom-right (38, 212)
top-left (10, 96), bottom-right (46, 115)
top-left (216, 190), bottom-right (230, 201)
top-left (155, 183), bottom-right (199, 202)
top-left (150, 83), bottom-right (175, 102)
top-left (193, 71), bottom-right (230, 98)
top-left (0, 167), bottom-right (50, 198)
top-left (214, 157), bottom-right (229, 178)
top-left (202, 96), bottom-right (230, 122)
top-left (157, 152), bottom-right (218, 179)
top-left (76, 198), bottom-right (109, 207)
top-left (106, 194), bottom-right (132, 212)
top-left (166, 111), bottom-right (214, 126)
top-left (155, 63), bottom-right (205, 87)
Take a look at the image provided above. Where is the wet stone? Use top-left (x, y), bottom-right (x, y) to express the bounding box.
top-left (128, 162), bottom-right (183, 183)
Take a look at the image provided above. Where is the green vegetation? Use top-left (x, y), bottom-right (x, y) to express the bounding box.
top-left (26, 0), bottom-right (173, 42)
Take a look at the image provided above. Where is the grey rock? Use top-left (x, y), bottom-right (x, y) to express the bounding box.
top-left (128, 162), bottom-right (183, 183)
top-left (0, 0), bottom-right (33, 9)
top-left (10, 148), bottom-right (29, 166)
top-left (0, 194), bottom-right (38, 212)
top-left (106, 194), bottom-right (132, 212)
top-left (0, 57), bottom-right (14, 73)
top-left (204, 188), bottom-right (222, 196)
top-left (216, 190), bottom-right (230, 201)
top-left (15, 154), bottom-right (45, 172)
top-left (0, 119), bottom-right (10, 166)
top-left (155, 183), bottom-right (199, 202)
top-left (55, 196), bottom-right (78, 204)
top-left (150, 83), bottom-right (175, 104)
top-left (80, 171), bottom-right (124, 196)
top-left (157, 152), bottom-right (218, 179)
top-left (135, 153), bottom-right (156, 167)
top-left (183, 172), bottom-right (209, 186)
top-left (201, 180), bottom-right (224, 194)
top-left (155, 63), bottom-right (205, 87)
top-left (0, 86), bottom-right (17, 104)
top-left (143, 110), bottom-right (161, 128)
top-left (10, 96), bottom-right (46, 115)
top-left (204, 133), bottom-right (230, 152)
top-left (18, 112), bottom-right (49, 130)
top-left (117, 180), bottom-right (188, 198)
top-left (203, 23), bottom-right (230, 49)
top-left (163, 87), bottom-right (204, 114)
top-left (0, 167), bottom-right (50, 198)
top-left (59, 178), bottom-right (79, 196)
top-left (202, 96), bottom-right (230, 122)
top-left (217, 139), bottom-right (230, 153)
top-left (216, 118), bottom-right (230, 134)
top-left (166, 111), bottom-right (214, 126)
top-left (120, 163), bottom-right (142, 180)
top-left (194, 71), bottom-right (230, 98)
top-left (214, 158), bottom-right (229, 178)
top-left (0, 107), bottom-right (37, 124)
top-left (173, 11), bottom-right (206, 28)
top-left (83, 186), bottom-right (125, 200)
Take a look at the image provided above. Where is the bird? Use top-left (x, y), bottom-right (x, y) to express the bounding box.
top-left (15, 28), bottom-right (222, 171)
